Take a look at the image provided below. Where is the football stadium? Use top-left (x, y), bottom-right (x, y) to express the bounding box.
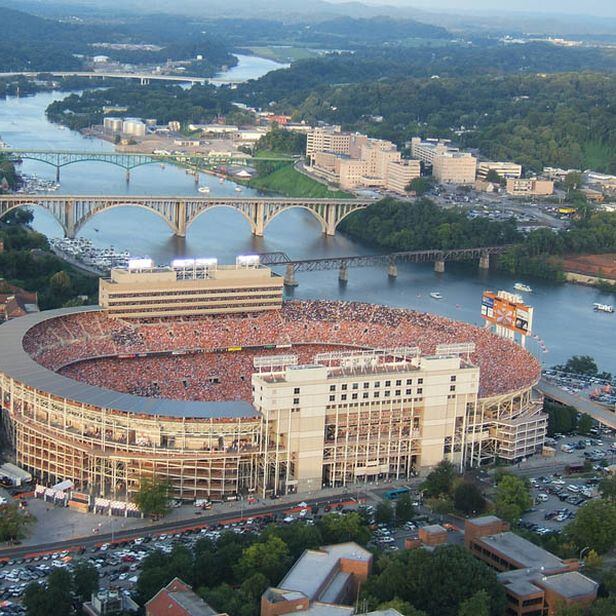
top-left (0, 258), bottom-right (545, 502)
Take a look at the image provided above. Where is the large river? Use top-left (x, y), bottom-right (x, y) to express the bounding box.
top-left (0, 55), bottom-right (614, 371)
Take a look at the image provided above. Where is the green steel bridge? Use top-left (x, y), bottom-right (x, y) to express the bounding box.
top-left (0, 149), bottom-right (291, 181)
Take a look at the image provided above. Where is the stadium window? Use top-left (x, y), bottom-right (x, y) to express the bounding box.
top-left (395, 390), bottom-right (401, 396)
top-left (406, 379), bottom-right (412, 385)
top-left (396, 380), bottom-right (402, 386)
top-left (406, 389), bottom-right (412, 395)
top-left (375, 381), bottom-right (380, 388)
top-left (418, 378), bottom-right (423, 384)
top-left (329, 395), bottom-right (335, 402)
top-left (293, 398), bottom-right (300, 405)
top-left (341, 394), bottom-right (347, 401)
top-left (374, 392), bottom-right (380, 398)
top-left (450, 375), bottom-right (457, 382)
top-left (330, 385), bottom-right (336, 392)
top-left (385, 380), bottom-right (391, 387)
top-left (294, 387), bottom-right (300, 395)
top-left (363, 382), bottom-right (369, 389)
top-left (450, 385), bottom-right (456, 392)
top-left (342, 384), bottom-right (348, 391)
top-left (385, 391), bottom-right (390, 397)
top-left (363, 392), bottom-right (369, 399)
top-left (352, 393), bottom-right (358, 400)
top-left (352, 383), bottom-right (359, 390)
top-left (417, 388), bottom-right (423, 394)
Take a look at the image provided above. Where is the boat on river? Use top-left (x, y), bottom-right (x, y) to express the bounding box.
top-left (430, 292), bottom-right (443, 300)
top-left (593, 303), bottom-right (614, 313)
top-left (198, 186), bottom-right (210, 193)
top-left (514, 282), bottom-right (532, 293)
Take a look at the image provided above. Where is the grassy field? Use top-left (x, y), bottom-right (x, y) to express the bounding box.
top-left (243, 46), bottom-right (321, 63)
top-left (248, 164), bottom-right (351, 199)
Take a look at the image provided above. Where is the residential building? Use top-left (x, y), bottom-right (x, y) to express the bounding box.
top-left (465, 516), bottom-right (598, 616)
top-left (146, 578), bottom-right (222, 616)
top-left (477, 161), bottom-right (522, 180)
top-left (506, 178), bottom-right (554, 196)
top-left (0, 279), bottom-right (38, 321)
top-left (261, 542), bottom-right (372, 616)
top-left (433, 152), bottom-right (477, 185)
top-left (410, 137), bottom-right (458, 165)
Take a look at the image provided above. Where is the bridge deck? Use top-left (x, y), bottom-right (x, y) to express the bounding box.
top-left (537, 378), bottom-right (616, 429)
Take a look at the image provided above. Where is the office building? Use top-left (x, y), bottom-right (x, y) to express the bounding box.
top-left (410, 137), bottom-right (458, 165)
top-left (465, 516), bottom-right (598, 616)
top-left (433, 152), bottom-right (477, 185)
top-left (506, 178), bottom-right (554, 197)
top-left (306, 126), bottom-right (352, 162)
top-left (261, 542), bottom-right (372, 616)
top-left (477, 161), bottom-right (523, 180)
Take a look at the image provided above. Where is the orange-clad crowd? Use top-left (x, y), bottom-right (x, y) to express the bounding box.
top-left (23, 301), bottom-right (541, 401)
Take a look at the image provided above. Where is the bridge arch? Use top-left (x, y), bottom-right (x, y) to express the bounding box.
top-left (14, 154), bottom-right (159, 172)
top-left (185, 203), bottom-right (258, 235)
top-left (0, 201), bottom-right (68, 235)
top-left (73, 202), bottom-right (179, 237)
top-left (263, 204), bottom-right (328, 234)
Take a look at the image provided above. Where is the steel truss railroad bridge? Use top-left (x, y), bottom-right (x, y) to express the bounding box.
top-left (258, 247), bottom-right (509, 285)
top-left (0, 149), bottom-right (289, 182)
top-left (0, 194), bottom-right (372, 238)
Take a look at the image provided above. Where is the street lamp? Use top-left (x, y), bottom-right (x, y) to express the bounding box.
top-left (579, 546), bottom-right (591, 561)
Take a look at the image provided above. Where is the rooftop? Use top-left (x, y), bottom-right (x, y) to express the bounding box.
top-left (479, 532), bottom-right (565, 571)
top-left (278, 542), bottom-right (371, 602)
top-left (470, 515), bottom-right (504, 527)
top-left (540, 571), bottom-right (598, 599)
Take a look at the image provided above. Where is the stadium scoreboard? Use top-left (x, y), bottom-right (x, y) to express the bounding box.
top-left (481, 291), bottom-right (533, 337)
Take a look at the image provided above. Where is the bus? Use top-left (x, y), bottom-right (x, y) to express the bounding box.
top-left (384, 487), bottom-right (410, 501)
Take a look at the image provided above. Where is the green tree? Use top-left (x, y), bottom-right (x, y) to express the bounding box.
top-left (23, 582), bottom-right (49, 616)
top-left (377, 598), bottom-right (428, 616)
top-left (201, 583), bottom-right (255, 616)
top-left (494, 474), bottom-right (532, 525)
top-left (453, 481), bottom-right (486, 515)
top-left (0, 502), bottom-right (35, 542)
top-left (318, 512), bottom-right (370, 545)
top-left (554, 603), bottom-right (584, 616)
top-left (564, 172), bottom-right (583, 192)
top-left (590, 598), bottom-right (616, 616)
top-left (458, 589), bottom-right (491, 616)
top-left (395, 493), bottom-right (416, 525)
top-left (361, 544), bottom-right (506, 616)
top-left (376, 501), bottom-right (395, 526)
top-left (72, 561), bottom-right (99, 603)
top-left (544, 402), bottom-right (578, 435)
top-left (239, 572), bottom-right (270, 603)
top-left (566, 499), bottom-right (616, 553)
top-left (421, 460), bottom-right (456, 498)
top-left (577, 413), bottom-right (593, 436)
top-left (49, 270), bottom-right (72, 295)
top-left (599, 475), bottom-right (616, 502)
top-left (47, 569), bottom-right (74, 616)
top-left (133, 475), bottom-right (172, 519)
top-left (235, 536), bottom-right (290, 584)
top-left (560, 356), bottom-right (599, 376)
top-left (264, 522), bottom-right (323, 559)
top-left (407, 177), bottom-right (434, 196)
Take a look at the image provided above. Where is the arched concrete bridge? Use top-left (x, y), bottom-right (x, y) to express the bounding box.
top-left (0, 195), bottom-right (372, 238)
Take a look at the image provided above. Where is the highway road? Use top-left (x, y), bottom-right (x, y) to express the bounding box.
top-left (537, 378), bottom-right (616, 429)
top-left (0, 492), bottom-right (366, 561)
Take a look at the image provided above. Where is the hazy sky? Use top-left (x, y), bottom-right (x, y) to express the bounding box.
top-left (353, 0), bottom-right (616, 18)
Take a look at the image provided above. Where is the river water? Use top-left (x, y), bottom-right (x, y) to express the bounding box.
top-left (0, 55), bottom-right (614, 371)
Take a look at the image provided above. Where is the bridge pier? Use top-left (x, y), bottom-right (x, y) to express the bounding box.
top-left (55, 166), bottom-right (60, 183)
top-left (125, 169), bottom-right (130, 183)
top-left (387, 262), bottom-right (398, 278)
top-left (479, 253), bottom-right (490, 270)
top-left (254, 202), bottom-right (264, 237)
top-left (434, 259), bottom-right (445, 273)
top-left (338, 264), bottom-right (349, 283)
top-left (175, 201), bottom-right (187, 238)
top-left (283, 264), bottom-right (298, 287)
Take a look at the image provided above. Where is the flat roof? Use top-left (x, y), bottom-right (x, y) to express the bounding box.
top-left (540, 571), bottom-right (598, 599)
top-left (479, 532), bottom-right (564, 571)
top-left (0, 306), bottom-right (259, 420)
top-left (278, 543), bottom-right (371, 602)
top-left (469, 515), bottom-right (503, 527)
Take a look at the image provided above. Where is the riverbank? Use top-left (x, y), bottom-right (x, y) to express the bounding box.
top-left (247, 163), bottom-right (351, 198)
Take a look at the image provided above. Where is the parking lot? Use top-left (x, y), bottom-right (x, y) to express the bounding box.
top-left (517, 429), bottom-right (616, 536)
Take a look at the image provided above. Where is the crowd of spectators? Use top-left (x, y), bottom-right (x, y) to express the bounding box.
top-left (22, 300), bottom-right (541, 401)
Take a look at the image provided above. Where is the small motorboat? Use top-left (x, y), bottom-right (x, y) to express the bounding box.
top-left (514, 282), bottom-right (532, 293)
top-left (198, 186), bottom-right (210, 193)
top-left (593, 303), bottom-right (614, 313)
top-left (430, 292), bottom-right (443, 300)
